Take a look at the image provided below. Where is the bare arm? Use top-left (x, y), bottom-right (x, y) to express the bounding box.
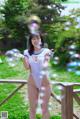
top-left (23, 57), bottom-right (30, 70)
top-left (45, 49), bottom-right (54, 61)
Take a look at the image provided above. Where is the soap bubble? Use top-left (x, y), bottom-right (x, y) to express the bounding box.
top-left (67, 44), bottom-right (80, 75)
top-left (52, 56), bottom-right (59, 65)
top-left (40, 70), bottom-right (46, 76)
top-left (50, 73), bottom-right (58, 78)
top-left (41, 86), bottom-right (46, 91)
top-left (38, 98), bottom-right (44, 105)
top-left (75, 71), bottom-right (80, 75)
top-left (5, 49), bottom-right (24, 67)
top-left (57, 86), bottom-right (63, 90)
top-left (27, 15), bottom-right (41, 35)
top-left (68, 44), bottom-right (76, 50)
top-left (5, 50), bottom-right (17, 67)
top-left (39, 92), bottom-right (45, 97)
top-left (36, 108), bottom-right (42, 114)
top-left (0, 58), bottom-right (3, 64)
top-left (28, 22), bottom-right (40, 35)
top-left (36, 86), bottom-right (45, 114)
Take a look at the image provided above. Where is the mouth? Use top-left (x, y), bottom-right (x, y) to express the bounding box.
top-left (34, 43), bottom-right (41, 48)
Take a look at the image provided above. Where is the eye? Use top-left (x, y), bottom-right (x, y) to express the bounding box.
top-left (32, 38), bottom-right (35, 41)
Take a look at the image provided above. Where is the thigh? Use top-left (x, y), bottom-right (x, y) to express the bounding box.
top-left (41, 78), bottom-right (51, 108)
top-left (28, 76), bottom-right (39, 109)
top-left (41, 86), bottom-right (51, 105)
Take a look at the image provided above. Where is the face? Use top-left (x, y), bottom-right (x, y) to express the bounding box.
top-left (31, 35), bottom-right (41, 48)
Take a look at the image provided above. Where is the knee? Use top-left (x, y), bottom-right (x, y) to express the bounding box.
top-left (42, 108), bottom-right (48, 115)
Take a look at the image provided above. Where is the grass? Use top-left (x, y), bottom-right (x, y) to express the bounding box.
top-left (0, 84), bottom-right (29, 119)
top-left (50, 64), bottom-right (80, 82)
top-left (49, 64), bottom-right (80, 96)
top-left (0, 56), bottom-right (29, 119)
top-left (0, 56), bottom-right (80, 118)
top-left (0, 56), bottom-right (27, 79)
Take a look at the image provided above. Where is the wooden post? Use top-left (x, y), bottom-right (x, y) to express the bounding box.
top-left (61, 85), bottom-right (73, 119)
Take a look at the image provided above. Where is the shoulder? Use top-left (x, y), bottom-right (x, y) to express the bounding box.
top-left (23, 49), bottom-right (29, 57)
top-left (43, 48), bottom-right (51, 54)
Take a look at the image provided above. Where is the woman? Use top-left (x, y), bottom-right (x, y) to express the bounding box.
top-left (23, 34), bottom-right (51, 119)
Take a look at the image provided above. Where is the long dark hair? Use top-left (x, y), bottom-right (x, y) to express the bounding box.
top-left (28, 34), bottom-right (44, 55)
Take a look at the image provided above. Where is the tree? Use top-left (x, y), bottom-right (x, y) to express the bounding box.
top-left (25, 0), bottom-right (65, 48)
top-left (0, 0), bottom-right (65, 50)
top-left (0, 0), bottom-right (30, 50)
top-left (52, 8), bottom-right (80, 66)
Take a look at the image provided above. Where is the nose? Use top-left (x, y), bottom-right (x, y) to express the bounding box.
top-left (34, 39), bottom-right (38, 44)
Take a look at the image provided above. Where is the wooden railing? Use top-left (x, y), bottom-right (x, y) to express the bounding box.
top-left (51, 81), bottom-right (80, 119)
top-left (0, 79), bottom-right (27, 107)
top-left (0, 79), bottom-right (80, 119)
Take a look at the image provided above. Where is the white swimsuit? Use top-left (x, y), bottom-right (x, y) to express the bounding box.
top-left (24, 48), bottom-right (51, 90)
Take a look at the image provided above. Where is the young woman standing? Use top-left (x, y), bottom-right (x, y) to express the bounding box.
top-left (23, 34), bottom-right (51, 119)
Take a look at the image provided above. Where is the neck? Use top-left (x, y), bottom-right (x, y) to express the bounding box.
top-left (34, 47), bottom-right (41, 51)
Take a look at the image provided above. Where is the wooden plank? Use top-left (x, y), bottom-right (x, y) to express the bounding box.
top-left (51, 92), bottom-right (61, 104)
top-left (0, 79), bottom-right (27, 84)
top-left (0, 79), bottom-right (80, 86)
top-left (73, 89), bottom-right (80, 94)
top-left (61, 86), bottom-right (73, 119)
top-left (51, 81), bottom-right (80, 86)
top-left (73, 113), bottom-right (79, 119)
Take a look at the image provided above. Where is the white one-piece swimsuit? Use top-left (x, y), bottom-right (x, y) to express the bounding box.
top-left (24, 48), bottom-right (51, 90)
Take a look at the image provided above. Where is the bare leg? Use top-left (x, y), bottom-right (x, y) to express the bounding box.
top-left (28, 77), bottom-right (39, 119)
top-left (41, 78), bottom-right (51, 119)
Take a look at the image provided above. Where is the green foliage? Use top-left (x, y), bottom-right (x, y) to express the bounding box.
top-left (50, 115), bottom-right (61, 119)
top-left (36, 114), bottom-right (61, 119)
top-left (54, 0), bottom-right (67, 2)
top-left (0, 0), bottom-right (80, 66)
top-left (45, 8), bottom-right (80, 65)
top-left (0, 0), bottom-right (30, 49)
top-left (0, 0), bottom-right (65, 51)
